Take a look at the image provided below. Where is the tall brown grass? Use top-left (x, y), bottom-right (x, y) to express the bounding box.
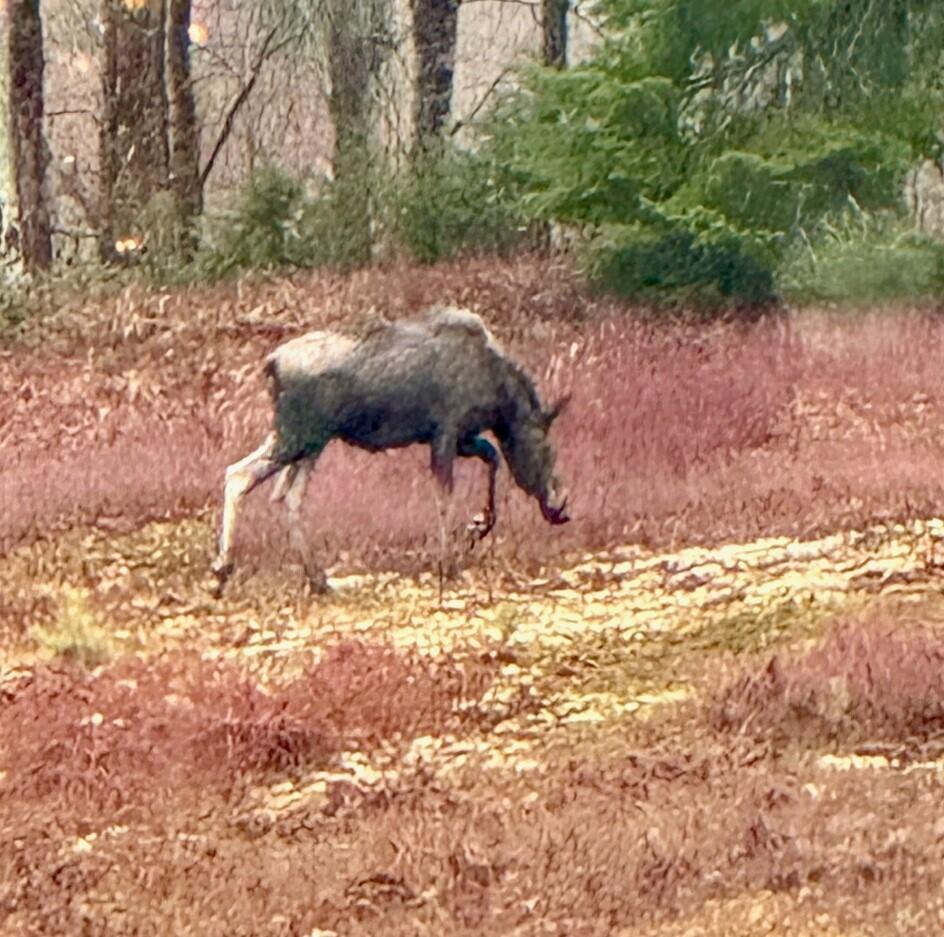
top-left (4, 634), bottom-right (944, 935)
top-left (4, 258), bottom-right (944, 578)
top-left (0, 641), bottom-right (499, 818)
top-left (711, 614), bottom-right (944, 752)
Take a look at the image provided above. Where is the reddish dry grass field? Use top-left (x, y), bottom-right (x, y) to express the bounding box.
top-left (4, 255), bottom-right (944, 935)
top-left (4, 255), bottom-right (944, 573)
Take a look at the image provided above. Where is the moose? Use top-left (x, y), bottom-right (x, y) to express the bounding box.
top-left (212, 305), bottom-right (570, 595)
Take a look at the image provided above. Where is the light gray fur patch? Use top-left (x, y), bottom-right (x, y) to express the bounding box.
top-left (267, 331), bottom-right (358, 384)
top-left (424, 305), bottom-right (504, 355)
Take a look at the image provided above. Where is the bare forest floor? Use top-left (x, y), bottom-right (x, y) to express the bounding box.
top-left (4, 256), bottom-right (944, 935)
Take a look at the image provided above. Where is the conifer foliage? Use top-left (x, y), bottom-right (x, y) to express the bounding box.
top-left (491, 0), bottom-right (944, 304)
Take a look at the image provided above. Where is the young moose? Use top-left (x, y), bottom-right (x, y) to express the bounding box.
top-left (212, 306), bottom-right (570, 594)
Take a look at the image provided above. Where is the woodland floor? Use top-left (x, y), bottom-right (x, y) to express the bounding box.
top-left (4, 257), bottom-right (944, 935)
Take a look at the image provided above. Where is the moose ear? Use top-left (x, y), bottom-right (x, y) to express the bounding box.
top-left (543, 393), bottom-right (572, 428)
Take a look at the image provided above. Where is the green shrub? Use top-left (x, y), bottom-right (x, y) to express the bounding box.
top-left (198, 160), bottom-right (397, 277)
top-left (296, 171), bottom-right (376, 271)
top-left (199, 165), bottom-right (316, 276)
top-left (384, 141), bottom-right (530, 263)
top-left (688, 132), bottom-right (909, 237)
top-left (781, 216), bottom-right (944, 304)
top-left (165, 145), bottom-right (531, 278)
top-left (590, 222), bottom-right (777, 308)
top-left (484, 0), bottom-right (944, 309)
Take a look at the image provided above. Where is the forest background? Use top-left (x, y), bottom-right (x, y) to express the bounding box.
top-left (3, 0), bottom-right (944, 312)
top-left (7, 6), bottom-right (944, 933)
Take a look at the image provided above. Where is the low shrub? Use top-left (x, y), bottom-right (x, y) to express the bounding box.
top-left (0, 642), bottom-right (499, 815)
top-left (383, 141), bottom-right (531, 264)
top-left (711, 617), bottom-right (944, 749)
top-left (199, 165), bottom-right (319, 276)
top-left (781, 215), bottom-right (944, 304)
top-left (589, 220), bottom-right (778, 309)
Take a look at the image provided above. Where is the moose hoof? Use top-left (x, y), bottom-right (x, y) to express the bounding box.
top-left (210, 560), bottom-right (234, 598)
top-left (466, 513), bottom-right (494, 546)
top-left (302, 566), bottom-right (331, 596)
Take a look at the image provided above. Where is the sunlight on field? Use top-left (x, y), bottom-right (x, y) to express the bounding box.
top-left (817, 752), bottom-right (944, 774)
top-left (5, 514), bottom-right (944, 770)
top-left (5, 515), bottom-right (944, 716)
top-left (30, 584), bottom-right (115, 668)
top-left (634, 890), bottom-right (862, 937)
top-left (7, 271), bottom-right (944, 932)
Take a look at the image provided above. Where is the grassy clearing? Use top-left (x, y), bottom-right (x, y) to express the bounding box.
top-left (5, 591), bottom-right (944, 935)
top-left (5, 258), bottom-right (944, 933)
top-left (6, 257), bottom-right (944, 578)
top-left (30, 585), bottom-right (116, 668)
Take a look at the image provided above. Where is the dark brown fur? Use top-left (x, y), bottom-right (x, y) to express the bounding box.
top-left (212, 306), bottom-right (569, 593)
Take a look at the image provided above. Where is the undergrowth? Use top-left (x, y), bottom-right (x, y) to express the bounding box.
top-left (5, 257), bottom-right (944, 584)
top-left (0, 642), bottom-right (501, 817)
top-left (711, 614), bottom-right (944, 754)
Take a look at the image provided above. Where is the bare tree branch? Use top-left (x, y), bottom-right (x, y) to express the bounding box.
top-left (199, 25), bottom-right (302, 189)
top-left (450, 65), bottom-right (514, 136)
top-left (571, 1), bottom-right (604, 42)
top-left (46, 108), bottom-right (99, 120)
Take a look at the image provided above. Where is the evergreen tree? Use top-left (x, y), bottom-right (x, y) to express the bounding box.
top-left (492, 0), bottom-right (944, 305)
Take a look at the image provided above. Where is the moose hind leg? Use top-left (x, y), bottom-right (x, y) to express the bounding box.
top-left (270, 462), bottom-right (299, 504)
top-left (280, 457), bottom-right (328, 594)
top-left (213, 433), bottom-right (281, 593)
top-left (458, 435), bottom-right (500, 543)
top-left (430, 431), bottom-right (457, 492)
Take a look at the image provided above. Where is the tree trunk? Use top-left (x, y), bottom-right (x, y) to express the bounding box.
top-left (0, 12), bottom-right (14, 262)
top-left (537, 0), bottom-right (569, 253)
top-left (541, 0), bottom-right (569, 69)
top-left (326, 0), bottom-right (390, 265)
top-left (166, 0), bottom-right (201, 245)
top-left (410, 0), bottom-right (459, 146)
top-left (99, 0), bottom-right (170, 261)
top-left (6, 0), bottom-right (52, 272)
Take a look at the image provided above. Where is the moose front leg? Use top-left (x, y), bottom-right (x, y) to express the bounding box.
top-left (458, 435), bottom-right (500, 544)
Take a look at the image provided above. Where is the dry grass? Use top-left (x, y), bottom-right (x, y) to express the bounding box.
top-left (5, 257), bottom-right (944, 582)
top-left (711, 614), bottom-right (944, 755)
top-left (4, 263), bottom-right (942, 616)
top-left (5, 629), bottom-right (944, 935)
top-left (5, 257), bottom-right (944, 934)
top-left (0, 642), bottom-right (499, 818)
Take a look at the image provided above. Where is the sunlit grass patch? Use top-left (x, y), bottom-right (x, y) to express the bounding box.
top-left (532, 592), bottom-right (847, 710)
top-left (30, 585), bottom-right (116, 668)
top-left (681, 590), bottom-right (853, 657)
